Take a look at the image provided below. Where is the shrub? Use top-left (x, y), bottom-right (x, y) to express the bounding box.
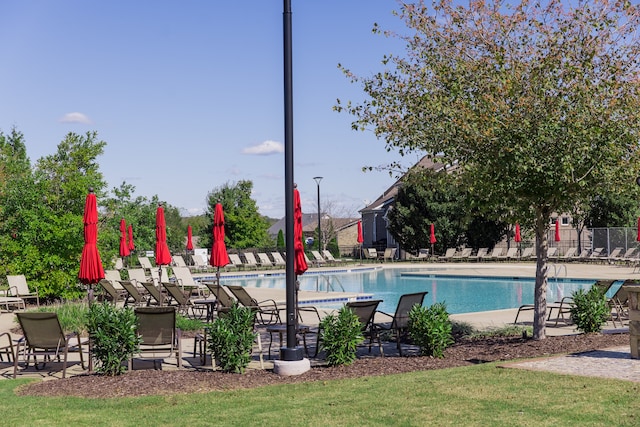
top-left (206, 302), bottom-right (256, 373)
top-left (570, 286), bottom-right (610, 333)
top-left (31, 301), bottom-right (89, 334)
top-left (409, 302), bottom-right (454, 358)
top-left (319, 306), bottom-right (364, 366)
top-left (87, 302), bottom-right (141, 376)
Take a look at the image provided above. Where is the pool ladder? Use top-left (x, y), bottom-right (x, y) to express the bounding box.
top-left (314, 274), bottom-right (345, 293)
top-left (550, 263), bottom-right (567, 280)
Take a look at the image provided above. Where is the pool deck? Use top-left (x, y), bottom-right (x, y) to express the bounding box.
top-left (0, 261), bottom-right (636, 380)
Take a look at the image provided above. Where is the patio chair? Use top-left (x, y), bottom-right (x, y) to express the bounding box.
top-left (322, 250), bottom-right (346, 265)
top-left (606, 247), bottom-right (624, 264)
top-left (365, 248), bottom-right (378, 260)
top-left (608, 280), bottom-right (634, 327)
top-left (4, 275), bottom-right (39, 306)
top-left (346, 299), bottom-right (383, 355)
top-left (373, 292), bottom-right (428, 356)
top-left (519, 247), bottom-right (534, 260)
top-left (226, 285), bottom-right (282, 325)
top-left (172, 266), bottom-right (207, 297)
top-left (558, 247), bottom-right (577, 262)
top-left (119, 280), bottom-right (149, 307)
top-left (130, 306), bottom-right (182, 369)
top-left (228, 253), bottom-right (245, 270)
top-left (497, 247), bottom-right (518, 261)
top-left (126, 268), bottom-right (151, 288)
top-left (203, 281), bottom-right (235, 315)
top-left (161, 282), bottom-right (205, 319)
top-left (452, 248), bottom-right (472, 261)
top-left (190, 254), bottom-right (210, 271)
top-left (468, 247), bottom-right (489, 262)
top-left (13, 312), bottom-right (86, 378)
top-left (0, 332), bottom-right (15, 363)
top-left (172, 255), bottom-right (188, 268)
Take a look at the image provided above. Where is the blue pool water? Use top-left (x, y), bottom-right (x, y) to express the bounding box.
top-left (218, 268), bottom-right (605, 315)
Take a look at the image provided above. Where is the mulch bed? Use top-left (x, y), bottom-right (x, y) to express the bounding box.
top-left (16, 332), bottom-right (629, 398)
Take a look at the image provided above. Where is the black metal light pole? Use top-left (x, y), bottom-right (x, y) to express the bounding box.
top-left (313, 176), bottom-right (323, 252)
top-left (281, 0), bottom-right (303, 361)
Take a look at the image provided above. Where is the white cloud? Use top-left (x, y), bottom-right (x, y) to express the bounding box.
top-left (59, 112), bottom-right (92, 124)
top-left (242, 140), bottom-right (284, 155)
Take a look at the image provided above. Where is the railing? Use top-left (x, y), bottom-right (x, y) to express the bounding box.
top-left (549, 263), bottom-right (567, 280)
top-left (314, 274), bottom-right (345, 293)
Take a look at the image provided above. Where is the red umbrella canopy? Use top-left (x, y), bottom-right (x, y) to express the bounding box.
top-left (357, 220), bottom-right (363, 244)
top-left (119, 218), bottom-right (130, 257)
top-left (294, 188), bottom-right (308, 276)
top-left (555, 219), bottom-right (561, 242)
top-left (637, 217), bottom-right (640, 242)
top-left (210, 204), bottom-right (230, 267)
top-left (128, 224), bottom-right (135, 251)
top-left (186, 225), bottom-right (194, 251)
top-left (514, 223), bottom-right (522, 243)
top-left (155, 205), bottom-right (172, 266)
top-left (430, 223), bottom-right (437, 244)
top-left (78, 191), bottom-right (105, 285)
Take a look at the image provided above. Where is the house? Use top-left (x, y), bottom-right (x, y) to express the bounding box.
top-left (268, 214), bottom-right (359, 254)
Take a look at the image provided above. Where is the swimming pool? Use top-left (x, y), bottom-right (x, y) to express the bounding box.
top-left (218, 268), bottom-right (604, 314)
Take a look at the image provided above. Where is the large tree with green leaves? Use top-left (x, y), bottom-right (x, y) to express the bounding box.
top-left (337, 0), bottom-right (640, 339)
top-left (201, 181), bottom-right (273, 250)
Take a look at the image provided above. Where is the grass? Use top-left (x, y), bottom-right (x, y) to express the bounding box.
top-left (2, 363), bottom-right (639, 426)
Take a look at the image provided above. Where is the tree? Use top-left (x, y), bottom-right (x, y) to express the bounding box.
top-left (201, 181), bottom-right (273, 249)
top-left (276, 229), bottom-right (285, 250)
top-left (337, 0), bottom-right (640, 339)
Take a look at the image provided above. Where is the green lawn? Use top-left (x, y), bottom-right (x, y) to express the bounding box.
top-left (3, 363), bottom-right (639, 426)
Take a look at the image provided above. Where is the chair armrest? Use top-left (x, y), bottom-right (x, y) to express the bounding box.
top-left (258, 299), bottom-right (279, 310)
top-left (5, 286), bottom-right (18, 297)
top-left (298, 306), bottom-right (322, 323)
top-left (374, 310), bottom-right (394, 321)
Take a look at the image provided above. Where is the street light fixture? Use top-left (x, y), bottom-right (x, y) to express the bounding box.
top-left (313, 176), bottom-right (323, 252)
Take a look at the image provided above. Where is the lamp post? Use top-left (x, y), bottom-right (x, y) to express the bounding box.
top-left (313, 176), bottom-right (323, 252)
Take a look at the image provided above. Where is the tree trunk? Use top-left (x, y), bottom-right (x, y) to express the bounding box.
top-left (533, 211), bottom-right (549, 340)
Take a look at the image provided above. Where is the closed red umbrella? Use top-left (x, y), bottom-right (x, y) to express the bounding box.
top-left (79, 190), bottom-right (105, 300)
top-left (514, 223), bottom-right (521, 243)
top-left (128, 224), bottom-right (135, 252)
top-left (119, 218), bottom-right (130, 258)
top-left (555, 219), bottom-right (561, 242)
top-left (155, 205), bottom-right (172, 282)
top-left (429, 223), bottom-right (437, 256)
top-left (186, 225), bottom-right (194, 251)
top-left (637, 217), bottom-right (640, 242)
top-left (294, 188), bottom-right (308, 276)
top-left (210, 203), bottom-right (230, 286)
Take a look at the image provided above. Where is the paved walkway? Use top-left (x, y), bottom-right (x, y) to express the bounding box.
top-left (0, 261), bottom-right (638, 381)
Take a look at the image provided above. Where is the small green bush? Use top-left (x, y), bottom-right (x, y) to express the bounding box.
top-left (409, 302), bottom-right (454, 357)
top-left (87, 302), bottom-right (141, 376)
top-left (206, 302), bottom-right (256, 373)
top-left (570, 286), bottom-right (610, 333)
top-left (30, 301), bottom-right (89, 334)
top-left (319, 306), bottom-right (364, 366)
top-left (176, 314), bottom-right (206, 332)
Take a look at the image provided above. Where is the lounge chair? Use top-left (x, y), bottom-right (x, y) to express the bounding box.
top-left (127, 268), bottom-right (150, 288)
top-left (130, 307), bottom-right (182, 369)
top-left (569, 248), bottom-right (589, 262)
top-left (97, 279), bottom-right (124, 304)
top-left (558, 247), bottom-right (577, 262)
top-left (140, 281), bottom-right (165, 306)
top-left (373, 292), bottom-right (428, 356)
top-left (606, 247), bottom-right (624, 264)
top-left (149, 266), bottom-right (171, 285)
top-left (520, 247), bottom-right (534, 260)
top-left (622, 248), bottom-right (637, 264)
top-left (114, 257), bottom-right (124, 270)
top-left (242, 252), bottom-right (260, 269)
top-left (438, 248), bottom-right (456, 262)
top-left (138, 256), bottom-right (155, 272)
top-left (468, 247), bottom-right (488, 262)
top-left (257, 253), bottom-right (274, 268)
top-left (271, 252), bottom-right (286, 268)
top-left (161, 282), bottom-right (205, 318)
top-left (203, 281), bottom-right (235, 315)
top-left (546, 247), bottom-right (558, 261)
top-left (172, 266), bottom-right (207, 297)
top-left (498, 247), bottom-right (518, 261)
top-left (452, 247), bottom-right (472, 261)
top-left (365, 248), bottom-right (378, 260)
top-left (382, 248), bottom-right (397, 262)
top-left (4, 275), bottom-right (40, 306)
top-left (587, 247), bottom-right (605, 262)
top-left (485, 247), bottom-right (503, 261)
top-left (191, 254), bottom-right (211, 272)
top-left (0, 295), bottom-right (25, 312)
top-left (119, 280), bottom-right (149, 307)
top-left (347, 299), bottom-right (383, 355)
top-left (172, 255), bottom-right (188, 268)
top-left (226, 285), bottom-right (282, 325)
top-left (322, 250), bottom-right (346, 265)
top-left (228, 253), bottom-right (245, 269)
top-left (14, 312), bottom-right (86, 378)
top-left (310, 250), bottom-right (327, 266)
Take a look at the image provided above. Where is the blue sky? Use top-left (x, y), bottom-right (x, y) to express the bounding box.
top-left (0, 1), bottom-right (422, 218)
